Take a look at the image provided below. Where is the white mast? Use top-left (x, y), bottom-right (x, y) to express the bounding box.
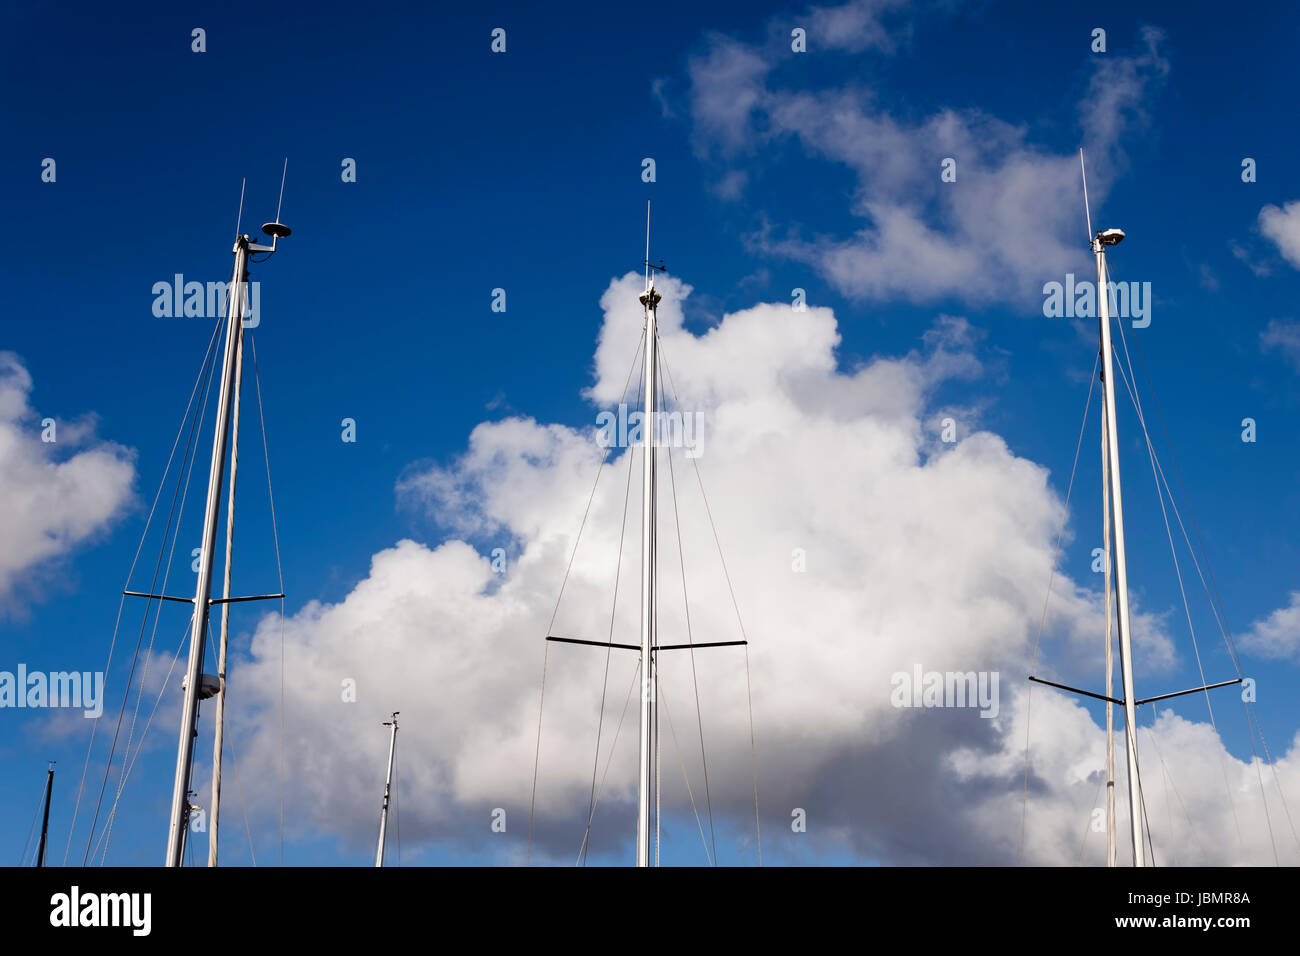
top-left (376, 712), bottom-right (399, 867)
top-left (207, 322), bottom-right (243, 867)
top-left (1102, 406), bottom-right (1117, 867)
top-left (636, 202), bottom-right (661, 867)
top-left (1093, 225), bottom-right (1144, 867)
top-left (165, 217), bottom-right (289, 867)
top-left (1080, 150), bottom-right (1121, 867)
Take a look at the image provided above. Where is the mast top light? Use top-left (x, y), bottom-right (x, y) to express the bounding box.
top-left (1097, 227), bottom-right (1125, 246)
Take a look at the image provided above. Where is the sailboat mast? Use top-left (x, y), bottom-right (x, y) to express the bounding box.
top-left (36, 764), bottom-right (53, 867)
top-left (637, 206), bottom-right (661, 867)
top-left (376, 712), bottom-right (399, 867)
top-left (636, 284), bottom-right (661, 867)
top-left (1093, 227), bottom-right (1144, 866)
top-left (1102, 411), bottom-right (1117, 867)
top-left (208, 324), bottom-right (244, 867)
top-left (164, 210), bottom-right (289, 867)
top-left (165, 235), bottom-right (250, 867)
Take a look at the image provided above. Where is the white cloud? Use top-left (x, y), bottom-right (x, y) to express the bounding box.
top-left (804, 0), bottom-right (908, 54)
top-left (686, 12), bottom-right (1168, 305)
top-left (216, 275), bottom-right (1295, 865)
top-left (1259, 201), bottom-right (1300, 270)
top-left (1240, 591), bottom-right (1300, 661)
top-left (1261, 319), bottom-right (1300, 373)
top-left (0, 353), bottom-right (135, 609)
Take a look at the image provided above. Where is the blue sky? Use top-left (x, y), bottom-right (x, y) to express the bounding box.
top-left (3, 0), bottom-right (1300, 867)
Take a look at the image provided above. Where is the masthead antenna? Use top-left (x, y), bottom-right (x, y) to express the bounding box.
top-left (641, 201), bottom-right (666, 280)
top-left (259, 160), bottom-right (293, 250)
top-left (275, 157), bottom-right (288, 225)
top-left (644, 200), bottom-right (651, 289)
top-left (1079, 148), bottom-right (1094, 243)
top-left (235, 178), bottom-right (246, 239)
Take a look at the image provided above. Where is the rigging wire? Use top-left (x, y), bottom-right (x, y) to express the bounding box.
top-left (658, 679), bottom-right (714, 864)
top-left (1017, 351), bottom-right (1098, 864)
top-left (574, 661), bottom-right (642, 864)
top-left (1243, 702), bottom-right (1300, 854)
top-left (660, 342), bottom-right (718, 865)
top-left (18, 785), bottom-right (45, 866)
top-left (64, 313), bottom-right (223, 865)
top-left (579, 442), bottom-right (637, 864)
top-left (1109, 347), bottom-right (1262, 857)
top-left (199, 599), bottom-right (259, 866)
top-left (110, 335), bottom-right (218, 837)
top-left (1106, 254), bottom-right (1295, 863)
top-left (82, 311), bottom-right (224, 864)
top-left (1113, 269), bottom-right (1300, 859)
top-left (223, 714), bottom-right (258, 865)
top-left (658, 345), bottom-right (763, 864)
top-left (1105, 275), bottom-right (1264, 856)
top-left (83, 309), bottom-right (289, 867)
top-left (1137, 748), bottom-right (1157, 866)
top-left (101, 315), bottom-right (222, 862)
top-left (90, 624), bottom-right (190, 865)
top-left (1140, 705), bottom-right (1207, 863)
top-left (578, 334), bottom-right (644, 866)
top-left (247, 331), bottom-right (288, 866)
top-left (528, 327), bottom-right (647, 865)
top-left (1073, 768), bottom-right (1106, 865)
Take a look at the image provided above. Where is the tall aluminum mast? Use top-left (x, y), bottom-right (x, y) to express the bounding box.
top-left (164, 217), bottom-right (290, 867)
top-left (636, 228), bottom-right (661, 868)
top-left (1093, 226), bottom-right (1144, 866)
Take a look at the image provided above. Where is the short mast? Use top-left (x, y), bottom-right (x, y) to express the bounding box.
top-left (376, 712), bottom-right (400, 867)
top-left (1093, 225), bottom-right (1144, 867)
top-left (636, 204), bottom-right (661, 868)
top-left (164, 214), bottom-right (290, 867)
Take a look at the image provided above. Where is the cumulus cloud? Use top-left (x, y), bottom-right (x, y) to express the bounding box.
top-left (1240, 592), bottom-right (1300, 661)
top-left (216, 274), bottom-right (1295, 865)
top-left (0, 352), bottom-right (135, 610)
top-left (685, 7), bottom-right (1168, 305)
top-left (1259, 201), bottom-right (1300, 270)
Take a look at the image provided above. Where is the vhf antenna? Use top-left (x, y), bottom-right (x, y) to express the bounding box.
top-left (251, 158), bottom-right (292, 257)
top-left (643, 201), bottom-right (666, 285)
top-left (1079, 147), bottom-right (1094, 244)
